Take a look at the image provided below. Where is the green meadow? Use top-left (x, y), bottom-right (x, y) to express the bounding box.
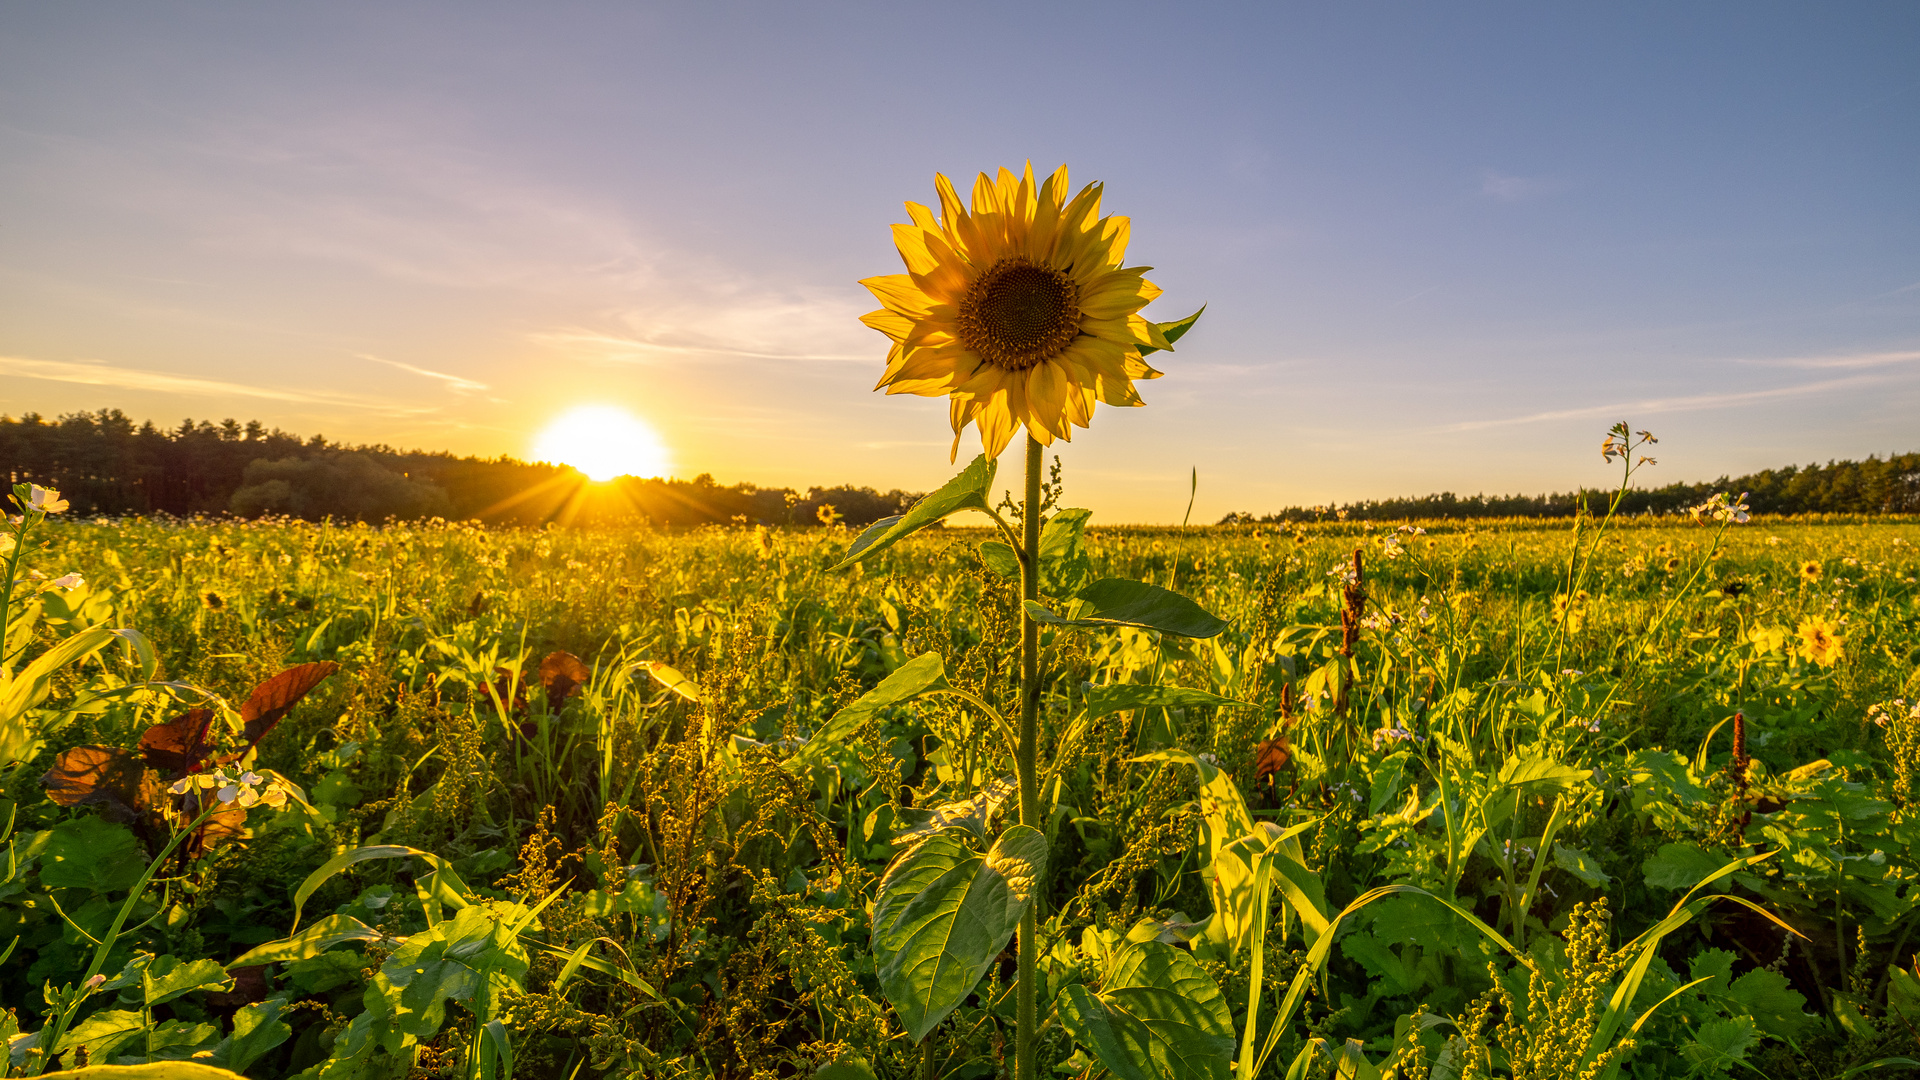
top-left (4, 508), bottom-right (1919, 1078)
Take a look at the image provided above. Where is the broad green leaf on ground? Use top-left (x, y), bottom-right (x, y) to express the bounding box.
top-left (40, 815), bottom-right (145, 892)
top-left (833, 455), bottom-right (997, 570)
top-left (1553, 843), bottom-right (1613, 887)
top-left (1643, 843), bottom-right (1730, 892)
top-left (379, 904), bottom-right (530, 1038)
top-left (143, 955), bottom-right (233, 1005)
top-left (1026, 579), bottom-right (1228, 638)
top-left (1087, 684), bottom-right (1237, 722)
top-left (1057, 940), bottom-right (1235, 1080)
top-left (871, 825), bottom-right (1047, 1041)
top-left (794, 652), bottom-right (947, 769)
top-left (1727, 967), bottom-right (1814, 1039)
top-left (1039, 508), bottom-right (1094, 597)
top-left (229, 914), bottom-right (388, 967)
top-left (209, 998), bottom-right (294, 1074)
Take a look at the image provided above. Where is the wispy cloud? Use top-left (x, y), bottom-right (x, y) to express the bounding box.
top-left (360, 354), bottom-right (489, 392)
top-left (1728, 348), bottom-right (1920, 370)
top-left (534, 286), bottom-right (877, 366)
top-left (1438, 370), bottom-right (1908, 433)
top-left (0, 355), bottom-right (431, 415)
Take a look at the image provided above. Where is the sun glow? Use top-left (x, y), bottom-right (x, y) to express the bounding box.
top-left (532, 405), bottom-right (672, 482)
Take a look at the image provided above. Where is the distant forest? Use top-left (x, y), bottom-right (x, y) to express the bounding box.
top-left (5, 409), bottom-right (1916, 526)
top-left (1224, 451), bottom-right (1920, 523)
top-left (1, 409), bottom-right (920, 527)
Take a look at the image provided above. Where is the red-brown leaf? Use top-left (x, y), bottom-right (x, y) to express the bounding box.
top-left (539, 651), bottom-right (591, 713)
top-left (42, 745), bottom-right (147, 818)
top-left (1254, 736), bottom-right (1292, 780)
top-left (139, 708), bottom-right (217, 777)
top-left (238, 662), bottom-right (341, 746)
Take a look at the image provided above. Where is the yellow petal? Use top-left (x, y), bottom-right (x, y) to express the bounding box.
top-left (859, 308), bottom-right (913, 340)
top-left (1077, 267), bottom-right (1162, 320)
top-left (861, 274), bottom-right (935, 316)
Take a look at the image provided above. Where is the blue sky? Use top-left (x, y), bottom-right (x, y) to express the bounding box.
top-left (3, 2), bottom-right (1916, 521)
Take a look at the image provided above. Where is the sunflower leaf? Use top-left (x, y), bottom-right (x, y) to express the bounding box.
top-left (871, 825), bottom-right (1047, 1042)
top-left (1136, 305), bottom-right (1205, 358)
top-left (1024, 578), bottom-right (1228, 638)
top-left (833, 455), bottom-right (997, 570)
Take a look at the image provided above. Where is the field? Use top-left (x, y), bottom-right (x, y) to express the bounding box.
top-left (4, 504), bottom-right (1920, 1079)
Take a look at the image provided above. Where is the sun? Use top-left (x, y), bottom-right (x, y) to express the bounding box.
top-left (532, 405), bottom-right (672, 482)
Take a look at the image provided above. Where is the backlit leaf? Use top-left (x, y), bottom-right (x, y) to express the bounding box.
top-left (41, 744), bottom-right (146, 819)
top-left (230, 914), bottom-right (389, 968)
top-left (977, 540), bottom-right (1020, 581)
top-left (237, 661), bottom-right (341, 746)
top-left (1057, 939), bottom-right (1234, 1080)
top-left (871, 825), bottom-right (1047, 1041)
top-left (142, 955), bottom-right (233, 1005)
top-left (138, 708), bottom-right (217, 776)
top-left (636, 660), bottom-right (701, 702)
top-left (1026, 579), bottom-right (1228, 639)
top-left (833, 455), bottom-right (996, 570)
top-left (794, 652), bottom-right (947, 769)
top-left (1086, 684), bottom-right (1237, 721)
top-left (1135, 306), bottom-right (1204, 358)
top-left (538, 651), bottom-right (590, 712)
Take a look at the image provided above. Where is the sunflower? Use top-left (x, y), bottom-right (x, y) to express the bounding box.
top-left (860, 163), bottom-right (1178, 460)
top-left (1795, 616), bottom-right (1844, 667)
top-left (1798, 560), bottom-right (1823, 582)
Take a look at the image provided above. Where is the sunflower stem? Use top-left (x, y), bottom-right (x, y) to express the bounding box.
top-left (1016, 434), bottom-right (1042, 1080)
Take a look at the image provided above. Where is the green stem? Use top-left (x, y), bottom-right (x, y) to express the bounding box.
top-left (1015, 435), bottom-right (1042, 1080)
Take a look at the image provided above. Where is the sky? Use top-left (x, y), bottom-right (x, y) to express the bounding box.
top-left (2, 2), bottom-right (1917, 523)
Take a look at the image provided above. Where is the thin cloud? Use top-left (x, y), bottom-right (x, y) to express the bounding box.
top-left (361, 354), bottom-right (490, 392)
top-left (1438, 371), bottom-right (1907, 433)
top-left (531, 328), bottom-right (872, 365)
top-left (1728, 348), bottom-right (1920, 371)
top-left (0, 355), bottom-right (431, 415)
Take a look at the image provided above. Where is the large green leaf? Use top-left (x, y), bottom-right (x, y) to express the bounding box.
top-left (142, 955), bottom-right (232, 1005)
top-left (871, 825), bottom-right (1047, 1041)
top-left (1038, 508), bottom-right (1094, 598)
top-left (379, 905), bottom-right (530, 1038)
top-left (792, 652), bottom-right (947, 770)
top-left (1026, 579), bottom-right (1227, 639)
top-left (1058, 940), bottom-right (1235, 1080)
top-left (40, 816), bottom-right (145, 893)
top-left (832, 455), bottom-right (997, 570)
top-left (1087, 685), bottom-right (1238, 721)
top-left (976, 541), bottom-right (1021, 581)
top-left (210, 998), bottom-right (294, 1074)
top-left (1136, 306), bottom-right (1205, 359)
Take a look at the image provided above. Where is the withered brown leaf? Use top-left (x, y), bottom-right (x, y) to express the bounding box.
top-left (538, 651), bottom-right (591, 713)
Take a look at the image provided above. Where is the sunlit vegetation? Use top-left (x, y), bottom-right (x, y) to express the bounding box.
top-left (4, 480), bottom-right (1919, 1077)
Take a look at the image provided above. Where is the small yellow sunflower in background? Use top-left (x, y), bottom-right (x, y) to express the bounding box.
top-left (1798, 560), bottom-right (1823, 582)
top-left (1664, 556), bottom-right (1682, 572)
top-left (860, 163), bottom-right (1186, 460)
top-left (1795, 616), bottom-right (1844, 666)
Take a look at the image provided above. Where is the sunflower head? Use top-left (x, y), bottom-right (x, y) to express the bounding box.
top-left (1796, 616), bottom-right (1844, 667)
top-left (1799, 560), bottom-right (1823, 582)
top-left (860, 163), bottom-right (1191, 460)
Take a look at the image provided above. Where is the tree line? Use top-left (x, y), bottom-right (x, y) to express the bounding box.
top-left (1222, 451), bottom-right (1920, 523)
top-left (1, 409), bottom-right (921, 527)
